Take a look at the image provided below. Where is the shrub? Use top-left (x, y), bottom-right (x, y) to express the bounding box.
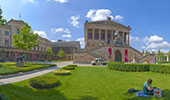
top-left (0, 93), bottom-right (10, 100)
top-left (67, 65), bottom-right (77, 67)
top-left (29, 76), bottom-right (60, 89)
top-left (53, 70), bottom-right (71, 75)
top-left (108, 62), bottom-right (170, 74)
top-left (63, 66), bottom-right (75, 70)
top-left (108, 62), bottom-right (150, 72)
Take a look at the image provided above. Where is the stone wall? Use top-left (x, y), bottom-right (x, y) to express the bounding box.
top-left (73, 45), bottom-right (142, 63)
top-left (73, 52), bottom-right (95, 63)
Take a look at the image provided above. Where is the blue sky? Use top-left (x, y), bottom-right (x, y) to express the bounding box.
top-left (1, 0), bottom-right (170, 52)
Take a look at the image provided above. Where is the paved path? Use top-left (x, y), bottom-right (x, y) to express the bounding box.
top-left (0, 61), bottom-right (73, 85)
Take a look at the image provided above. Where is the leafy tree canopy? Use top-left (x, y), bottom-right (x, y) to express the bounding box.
top-left (57, 49), bottom-right (65, 58)
top-left (12, 22), bottom-right (39, 51)
top-left (0, 7), bottom-right (7, 25)
top-left (157, 50), bottom-right (163, 58)
top-left (46, 48), bottom-right (53, 55)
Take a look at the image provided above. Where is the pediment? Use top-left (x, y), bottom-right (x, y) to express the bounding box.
top-left (87, 20), bottom-right (131, 30)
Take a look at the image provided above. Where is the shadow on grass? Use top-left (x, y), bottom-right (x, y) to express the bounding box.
top-left (0, 83), bottom-right (98, 100)
top-left (0, 84), bottom-right (67, 100)
top-left (123, 89), bottom-right (170, 100)
top-left (72, 96), bottom-right (98, 100)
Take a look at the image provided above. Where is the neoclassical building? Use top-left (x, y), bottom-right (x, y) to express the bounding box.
top-left (0, 19), bottom-right (55, 61)
top-left (73, 18), bottom-right (156, 63)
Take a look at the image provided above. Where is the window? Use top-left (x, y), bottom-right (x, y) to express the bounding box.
top-left (16, 29), bottom-right (19, 34)
top-left (101, 30), bottom-right (105, 40)
top-left (94, 29), bottom-right (99, 40)
top-left (107, 30), bottom-right (112, 40)
top-left (5, 31), bottom-right (9, 36)
top-left (87, 29), bottom-right (92, 39)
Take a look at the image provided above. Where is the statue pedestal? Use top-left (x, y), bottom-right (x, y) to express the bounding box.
top-left (132, 58), bottom-right (136, 63)
top-left (16, 62), bottom-right (24, 67)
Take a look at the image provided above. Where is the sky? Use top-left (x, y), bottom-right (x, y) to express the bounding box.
top-left (0, 0), bottom-right (170, 53)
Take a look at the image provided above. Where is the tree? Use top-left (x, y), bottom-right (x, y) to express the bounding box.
top-left (45, 48), bottom-right (53, 61)
top-left (0, 8), bottom-right (6, 25)
top-left (145, 50), bottom-right (150, 55)
top-left (57, 49), bottom-right (65, 60)
top-left (157, 50), bottom-right (163, 61)
top-left (12, 22), bottom-right (39, 51)
top-left (142, 49), bottom-right (145, 55)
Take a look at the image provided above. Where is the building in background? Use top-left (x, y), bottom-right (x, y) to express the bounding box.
top-left (52, 40), bottom-right (80, 60)
top-left (73, 18), bottom-right (156, 63)
top-left (0, 19), bottom-right (54, 61)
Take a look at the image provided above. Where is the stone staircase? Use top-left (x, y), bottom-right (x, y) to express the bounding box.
top-left (136, 54), bottom-right (156, 63)
top-left (86, 45), bottom-right (107, 60)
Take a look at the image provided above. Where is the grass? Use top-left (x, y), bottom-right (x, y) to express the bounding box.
top-left (0, 67), bottom-right (170, 100)
top-left (0, 62), bottom-right (56, 75)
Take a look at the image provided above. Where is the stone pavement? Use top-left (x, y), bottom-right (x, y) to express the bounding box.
top-left (0, 61), bottom-right (73, 85)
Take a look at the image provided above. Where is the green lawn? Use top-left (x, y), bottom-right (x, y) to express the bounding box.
top-left (0, 67), bottom-right (170, 100)
top-left (0, 62), bottom-right (56, 75)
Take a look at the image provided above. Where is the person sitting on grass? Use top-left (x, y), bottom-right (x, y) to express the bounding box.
top-left (143, 79), bottom-right (154, 95)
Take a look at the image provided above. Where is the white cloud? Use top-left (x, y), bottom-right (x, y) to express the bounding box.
top-left (51, 28), bottom-right (71, 34)
top-left (76, 37), bottom-right (85, 48)
top-left (34, 31), bottom-right (48, 39)
top-left (62, 34), bottom-right (72, 38)
top-left (114, 15), bottom-right (124, 21)
top-left (51, 40), bottom-right (57, 42)
top-left (142, 35), bottom-right (170, 53)
top-left (86, 9), bottom-right (124, 21)
top-left (22, 0), bottom-right (35, 3)
top-left (70, 15), bottom-right (80, 28)
top-left (47, 0), bottom-right (68, 3)
top-left (130, 36), bottom-right (139, 44)
top-left (86, 9), bottom-right (114, 21)
top-left (148, 35), bottom-right (163, 43)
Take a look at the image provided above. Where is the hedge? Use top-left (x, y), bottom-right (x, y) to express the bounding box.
top-left (29, 76), bottom-right (60, 89)
top-left (108, 62), bottom-right (150, 72)
top-left (62, 66), bottom-right (75, 70)
top-left (67, 65), bottom-right (77, 67)
top-left (108, 62), bottom-right (170, 74)
top-left (53, 70), bottom-right (71, 75)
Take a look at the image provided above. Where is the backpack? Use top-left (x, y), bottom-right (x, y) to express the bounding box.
top-left (154, 88), bottom-right (162, 98)
top-left (128, 88), bottom-right (137, 93)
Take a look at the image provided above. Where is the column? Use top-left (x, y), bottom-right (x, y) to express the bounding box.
top-left (128, 33), bottom-right (130, 45)
top-left (99, 29), bottom-right (101, 40)
top-left (122, 32), bottom-right (124, 46)
top-left (105, 30), bottom-right (107, 41)
top-left (92, 29), bottom-right (95, 41)
top-left (111, 30), bottom-right (114, 41)
top-left (167, 55), bottom-right (169, 62)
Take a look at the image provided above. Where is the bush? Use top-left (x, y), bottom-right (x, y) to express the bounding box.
top-left (29, 76), bottom-right (60, 89)
top-left (108, 62), bottom-right (150, 72)
top-left (53, 70), bottom-right (71, 75)
top-left (63, 66), bottom-right (75, 70)
top-left (0, 93), bottom-right (10, 100)
top-left (108, 62), bottom-right (170, 74)
top-left (67, 65), bottom-right (77, 67)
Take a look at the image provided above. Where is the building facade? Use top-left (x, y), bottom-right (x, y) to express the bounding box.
top-left (73, 19), bottom-right (156, 63)
top-left (0, 19), bottom-right (53, 61)
top-left (52, 40), bottom-right (80, 60)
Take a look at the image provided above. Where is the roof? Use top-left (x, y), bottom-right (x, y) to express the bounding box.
top-left (52, 41), bottom-right (80, 49)
top-left (6, 19), bottom-right (25, 25)
top-left (85, 20), bottom-right (131, 30)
